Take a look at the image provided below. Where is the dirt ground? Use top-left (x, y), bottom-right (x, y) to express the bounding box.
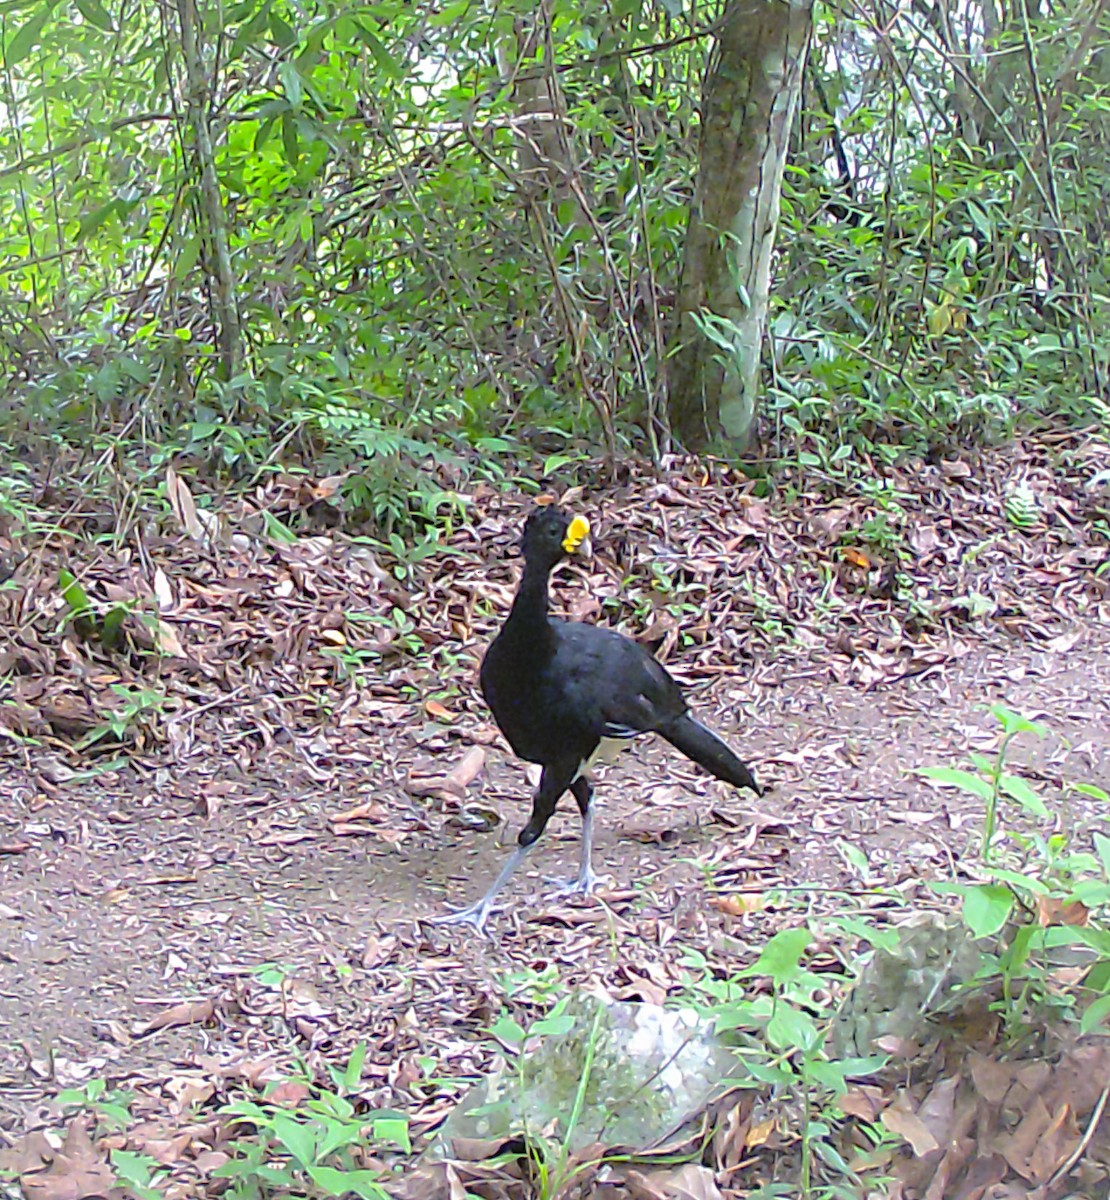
top-left (1, 441), bottom-right (1109, 1194)
top-left (3, 623), bottom-right (1109, 1111)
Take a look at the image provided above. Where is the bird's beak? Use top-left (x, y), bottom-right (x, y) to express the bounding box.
top-left (563, 515), bottom-right (592, 558)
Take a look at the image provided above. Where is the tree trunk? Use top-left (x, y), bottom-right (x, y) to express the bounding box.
top-left (177, 0), bottom-right (241, 381)
top-left (667, 0), bottom-right (813, 452)
top-left (497, 12), bottom-right (577, 212)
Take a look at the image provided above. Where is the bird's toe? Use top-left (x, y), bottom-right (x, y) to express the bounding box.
top-left (429, 903), bottom-right (495, 936)
top-left (544, 870), bottom-right (611, 898)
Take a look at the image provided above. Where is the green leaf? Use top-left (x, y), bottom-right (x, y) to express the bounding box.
top-left (368, 1115), bottom-right (410, 1151)
top-left (766, 1002), bottom-right (820, 1054)
top-left (1071, 926), bottom-right (1110, 956)
top-left (342, 1042), bottom-right (367, 1091)
top-left (353, 22), bottom-right (398, 76)
top-left (316, 1118), bottom-right (360, 1161)
top-left (1073, 783), bottom-right (1110, 803)
top-left (58, 568), bottom-right (91, 618)
top-left (488, 1014), bottom-right (526, 1044)
top-left (962, 884), bottom-right (1013, 938)
top-left (984, 867), bottom-right (1048, 895)
top-left (269, 1113), bottom-right (316, 1166)
top-left (742, 1059), bottom-right (797, 1087)
top-left (278, 60), bottom-right (303, 108)
top-left (530, 1013), bottom-right (576, 1036)
top-left (989, 705), bottom-right (1046, 738)
top-left (1000, 922), bottom-right (1037, 971)
top-left (745, 927), bottom-right (812, 986)
top-left (269, 11), bottom-right (297, 46)
top-left (306, 1165), bottom-right (389, 1199)
top-left (836, 838), bottom-right (870, 879)
top-left (999, 773), bottom-right (1048, 818)
top-left (281, 111), bottom-right (300, 166)
top-left (1095, 832), bottom-right (1110, 880)
top-left (915, 766), bottom-right (993, 800)
top-left (428, 1), bottom-right (472, 26)
top-left (966, 200), bottom-right (993, 242)
top-left (110, 1151), bottom-right (157, 1187)
top-left (1080, 994), bottom-right (1110, 1035)
top-left (5, 3), bottom-right (56, 67)
top-left (543, 453), bottom-right (579, 476)
top-left (101, 604), bottom-right (128, 651)
top-left (75, 0), bottom-right (115, 30)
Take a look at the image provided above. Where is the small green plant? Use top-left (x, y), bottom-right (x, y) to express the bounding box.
top-left (915, 705), bottom-right (1048, 863)
top-left (110, 1150), bottom-right (167, 1200)
top-left (483, 1002), bottom-right (608, 1200)
top-left (251, 962), bottom-right (297, 989)
top-left (56, 1078), bottom-right (136, 1130)
top-left (918, 712), bottom-right (1110, 1036)
top-left (1004, 484), bottom-right (1039, 530)
top-left (215, 1055), bottom-right (408, 1200)
top-left (77, 684), bottom-right (168, 751)
top-left (683, 929), bottom-right (887, 1199)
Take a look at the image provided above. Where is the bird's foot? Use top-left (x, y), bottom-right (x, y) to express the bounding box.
top-left (429, 900), bottom-right (497, 936)
top-left (544, 868), bottom-right (611, 899)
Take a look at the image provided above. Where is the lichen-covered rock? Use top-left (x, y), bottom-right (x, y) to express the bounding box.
top-left (829, 911), bottom-right (987, 1059)
top-left (430, 996), bottom-right (735, 1158)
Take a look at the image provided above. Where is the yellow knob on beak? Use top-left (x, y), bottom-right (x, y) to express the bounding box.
top-left (562, 515), bottom-right (591, 556)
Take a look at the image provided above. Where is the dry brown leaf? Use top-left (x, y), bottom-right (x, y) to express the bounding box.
top-left (709, 893), bottom-right (765, 916)
top-left (882, 1094), bottom-right (941, 1157)
top-left (952, 1153), bottom-right (1009, 1200)
top-left (968, 1053), bottom-right (1014, 1105)
top-left (917, 1075), bottom-right (960, 1144)
top-left (162, 1074), bottom-right (215, 1111)
top-left (18, 1118), bottom-right (115, 1200)
top-left (267, 1080), bottom-right (313, 1107)
top-left (994, 1095), bottom-right (1078, 1184)
top-left (840, 1085), bottom-right (886, 1121)
top-left (1034, 895), bottom-right (1089, 926)
top-left (710, 1096), bottom-right (752, 1170)
top-left (0, 1132), bottom-right (57, 1177)
top-left (746, 1116), bottom-right (775, 1148)
top-left (445, 745), bottom-right (486, 791)
top-left (133, 995), bottom-right (219, 1036)
top-left (165, 464), bottom-right (203, 541)
top-left (625, 1163), bottom-right (723, 1200)
top-left (332, 800), bottom-right (389, 824)
top-left (153, 618), bottom-right (186, 657)
top-left (425, 699), bottom-right (455, 723)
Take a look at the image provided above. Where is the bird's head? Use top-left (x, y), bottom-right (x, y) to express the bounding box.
top-left (521, 505), bottom-right (591, 569)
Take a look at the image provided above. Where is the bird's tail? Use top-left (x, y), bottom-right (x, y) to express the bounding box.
top-left (658, 713), bottom-right (762, 796)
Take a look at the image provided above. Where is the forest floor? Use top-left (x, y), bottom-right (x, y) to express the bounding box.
top-left (1, 428), bottom-right (1109, 1199)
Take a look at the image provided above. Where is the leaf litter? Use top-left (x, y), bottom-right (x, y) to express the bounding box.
top-left (0, 429), bottom-right (1109, 1196)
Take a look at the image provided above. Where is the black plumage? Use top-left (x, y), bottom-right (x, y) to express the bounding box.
top-left (433, 505), bottom-right (762, 934)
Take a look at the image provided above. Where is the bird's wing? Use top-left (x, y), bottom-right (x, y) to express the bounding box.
top-left (550, 621), bottom-right (686, 738)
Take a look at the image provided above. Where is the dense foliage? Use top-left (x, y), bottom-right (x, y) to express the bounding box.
top-left (0, 0), bottom-right (1105, 529)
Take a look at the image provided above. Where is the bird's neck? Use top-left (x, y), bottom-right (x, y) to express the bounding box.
top-left (504, 556), bottom-right (554, 638)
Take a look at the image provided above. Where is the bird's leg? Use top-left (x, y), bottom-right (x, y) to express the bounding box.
top-left (433, 763), bottom-right (575, 935)
top-left (544, 777), bottom-right (611, 897)
top-left (430, 843), bottom-right (530, 935)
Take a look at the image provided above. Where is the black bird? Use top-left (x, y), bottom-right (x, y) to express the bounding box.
top-left (433, 505), bottom-right (762, 934)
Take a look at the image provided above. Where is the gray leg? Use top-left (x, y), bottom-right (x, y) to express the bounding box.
top-left (545, 777), bottom-right (610, 897)
top-left (430, 844), bottom-right (530, 936)
top-left (433, 761), bottom-right (579, 935)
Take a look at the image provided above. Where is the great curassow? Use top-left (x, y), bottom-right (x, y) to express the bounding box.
top-left (433, 505), bottom-right (763, 934)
